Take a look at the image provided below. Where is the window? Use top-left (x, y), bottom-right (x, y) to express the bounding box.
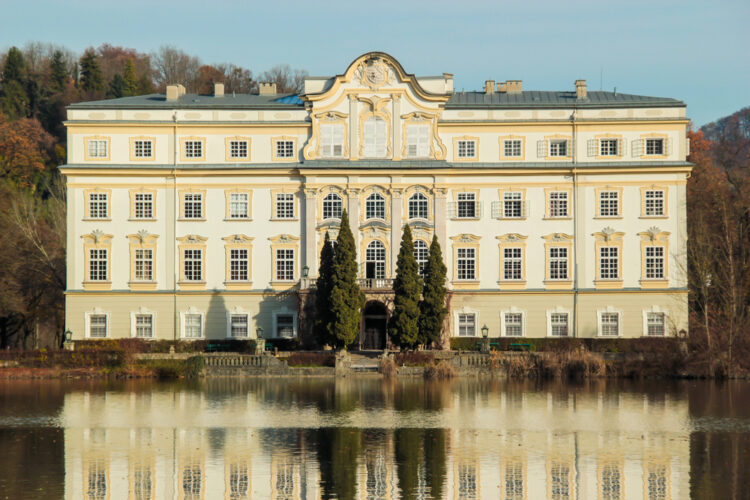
top-left (134, 140), bottom-right (152, 158)
top-left (457, 140), bottom-right (476, 158)
top-left (134, 193), bottom-right (153, 219)
top-left (135, 314), bottom-right (153, 338)
top-left (276, 140), bottom-right (295, 158)
top-left (646, 464), bottom-right (668, 500)
top-left (230, 314), bottom-right (249, 338)
top-left (503, 192), bottom-right (523, 218)
top-left (647, 312), bottom-right (666, 336)
top-left (504, 139), bottom-right (522, 157)
top-left (600, 464), bottom-right (622, 499)
top-left (275, 193), bottom-right (295, 219)
top-left (600, 312), bottom-right (619, 337)
top-left (133, 464), bottom-right (152, 500)
top-left (550, 462), bottom-right (571, 500)
top-left (276, 315), bottom-right (295, 338)
top-left (549, 247), bottom-right (569, 280)
top-left (599, 138), bottom-right (619, 156)
top-left (365, 192), bottom-right (385, 220)
top-left (414, 239), bottom-right (429, 277)
top-left (134, 249), bottom-right (153, 281)
top-left (229, 462), bottom-right (249, 499)
top-left (229, 140), bottom-right (248, 159)
top-left (183, 249), bottom-right (202, 281)
top-left (87, 458), bottom-right (107, 498)
top-left (182, 462), bottom-right (202, 498)
top-left (276, 249), bottom-right (294, 281)
top-left (88, 139), bottom-right (107, 158)
top-left (229, 248), bottom-right (249, 281)
top-left (549, 192), bottom-right (568, 217)
top-left (550, 313), bottom-right (569, 337)
top-left (504, 313), bottom-right (523, 337)
top-left (599, 247), bottom-right (619, 279)
top-left (184, 314), bottom-right (202, 338)
top-left (365, 241), bottom-right (386, 279)
top-left (645, 246), bottom-right (665, 279)
top-left (457, 192), bottom-right (477, 218)
top-left (229, 192), bottom-right (249, 219)
top-left (320, 123), bottom-right (345, 157)
top-left (322, 193), bottom-right (343, 220)
top-left (549, 139), bottom-right (568, 157)
top-left (184, 140), bottom-right (202, 158)
top-left (406, 124), bottom-right (430, 157)
top-left (89, 314), bottom-right (107, 338)
top-left (505, 462), bottom-right (524, 500)
top-left (363, 116), bottom-right (387, 157)
top-left (183, 193), bottom-right (203, 219)
top-left (89, 249), bottom-right (108, 281)
top-left (89, 193), bottom-right (109, 219)
top-left (408, 192), bottom-right (429, 219)
top-left (456, 248), bottom-right (476, 280)
top-left (457, 463), bottom-right (477, 499)
top-left (458, 313), bottom-right (476, 336)
top-left (645, 138), bottom-right (664, 155)
top-left (599, 191), bottom-right (619, 217)
top-left (503, 248), bottom-right (522, 280)
top-left (645, 190), bottom-right (664, 216)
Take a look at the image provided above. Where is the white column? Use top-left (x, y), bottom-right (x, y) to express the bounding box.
top-left (389, 188), bottom-right (403, 276)
top-left (433, 187), bottom-right (448, 257)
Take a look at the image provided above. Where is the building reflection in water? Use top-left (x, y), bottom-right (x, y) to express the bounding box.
top-left (61, 379), bottom-right (690, 499)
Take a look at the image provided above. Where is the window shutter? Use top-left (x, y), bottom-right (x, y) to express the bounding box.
top-left (476, 202), bottom-right (483, 218)
top-left (522, 201), bottom-right (530, 218)
top-left (568, 138), bottom-right (574, 157)
top-left (537, 140), bottom-right (547, 158)
top-left (631, 139), bottom-right (643, 157)
top-left (587, 139), bottom-right (597, 157)
top-left (617, 139), bottom-right (626, 156)
top-left (665, 138), bottom-right (671, 155)
top-left (491, 201), bottom-right (501, 219)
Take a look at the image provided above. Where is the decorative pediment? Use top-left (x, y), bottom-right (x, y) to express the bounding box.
top-left (407, 220), bottom-right (434, 231)
top-left (268, 234), bottom-right (300, 244)
top-left (450, 233), bottom-right (481, 244)
top-left (497, 233), bottom-right (528, 243)
top-left (359, 95), bottom-right (391, 112)
top-left (360, 220), bottom-right (390, 231)
top-left (542, 233), bottom-right (574, 243)
top-left (317, 220), bottom-right (341, 230)
top-left (82, 230), bottom-right (113, 244)
top-left (176, 234), bottom-right (207, 244)
top-left (127, 230), bottom-right (159, 245)
top-left (593, 227), bottom-right (624, 242)
top-left (638, 227), bottom-right (670, 242)
top-left (222, 234), bottom-right (254, 245)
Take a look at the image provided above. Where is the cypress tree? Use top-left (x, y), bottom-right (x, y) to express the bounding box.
top-left (418, 235), bottom-right (448, 347)
top-left (50, 50), bottom-right (68, 91)
top-left (79, 50), bottom-right (103, 93)
top-left (329, 210), bottom-right (364, 349)
top-left (389, 224), bottom-right (422, 349)
top-left (122, 59), bottom-right (139, 96)
top-left (315, 231), bottom-right (335, 347)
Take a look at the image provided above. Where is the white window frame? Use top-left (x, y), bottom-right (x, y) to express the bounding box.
top-left (645, 246), bottom-right (665, 279)
top-left (642, 308), bottom-right (669, 337)
top-left (183, 193), bottom-right (203, 219)
top-left (130, 309), bottom-right (156, 339)
top-left (365, 192), bottom-right (386, 220)
top-left (134, 192), bottom-right (153, 219)
top-left (413, 239), bottom-right (429, 277)
top-left (456, 312), bottom-right (477, 337)
top-left (408, 192), bottom-right (429, 220)
top-left (597, 308), bottom-right (622, 338)
top-left (229, 248), bottom-right (249, 282)
top-left (599, 138), bottom-right (619, 156)
top-left (275, 248), bottom-right (295, 281)
top-left (599, 246), bottom-right (619, 280)
top-left (548, 246), bottom-right (569, 280)
top-left (406, 124), bottom-right (430, 158)
top-left (183, 248), bottom-right (203, 282)
top-left (229, 140), bottom-right (248, 159)
top-left (456, 192), bottom-right (477, 219)
top-left (549, 139), bottom-right (568, 157)
top-left (503, 139), bottom-right (522, 157)
top-left (549, 191), bottom-right (569, 218)
top-left (88, 192), bottom-right (109, 219)
top-left (322, 193), bottom-right (343, 220)
top-left (84, 309), bottom-right (110, 339)
top-left (599, 191), bottom-right (619, 217)
top-left (88, 139), bottom-right (108, 158)
top-left (457, 140), bottom-right (476, 159)
top-left (180, 309), bottom-right (204, 339)
top-left (227, 312), bottom-right (250, 339)
top-left (546, 308), bottom-right (571, 337)
top-left (501, 308), bottom-right (526, 337)
top-left (272, 309), bottom-right (298, 339)
top-left (133, 139), bottom-right (153, 159)
top-left (456, 247), bottom-right (476, 281)
top-left (503, 247), bottom-right (523, 281)
top-left (275, 193), bottom-right (295, 219)
top-left (275, 140), bottom-right (295, 159)
top-left (644, 138), bottom-right (665, 156)
top-left (229, 192), bottom-right (249, 219)
top-left (320, 123), bottom-right (345, 158)
top-left (134, 248), bottom-right (153, 281)
top-left (184, 140), bottom-right (203, 159)
top-left (644, 190), bottom-right (665, 217)
top-left (503, 192), bottom-right (524, 218)
top-left (363, 116), bottom-right (388, 158)
top-left (89, 248), bottom-right (108, 281)
top-left (365, 240), bottom-right (387, 279)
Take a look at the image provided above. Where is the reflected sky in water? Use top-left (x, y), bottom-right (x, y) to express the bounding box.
top-left (0, 378), bottom-right (748, 499)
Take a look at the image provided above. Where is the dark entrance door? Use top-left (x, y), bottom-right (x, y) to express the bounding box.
top-left (361, 301), bottom-right (388, 350)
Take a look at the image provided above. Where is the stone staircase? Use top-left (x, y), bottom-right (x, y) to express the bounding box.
top-left (347, 352), bottom-right (381, 373)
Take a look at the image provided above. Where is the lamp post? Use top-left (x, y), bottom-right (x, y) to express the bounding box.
top-left (63, 329), bottom-right (74, 351)
top-left (255, 326), bottom-right (265, 355)
top-left (481, 324), bottom-right (490, 353)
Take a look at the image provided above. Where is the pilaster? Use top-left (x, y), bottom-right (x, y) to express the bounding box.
top-left (304, 187), bottom-right (318, 276)
top-left (392, 94), bottom-right (401, 160)
top-left (348, 95), bottom-right (358, 160)
top-left (389, 187), bottom-right (403, 275)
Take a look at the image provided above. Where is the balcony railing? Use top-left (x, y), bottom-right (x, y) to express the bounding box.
top-left (357, 278), bottom-right (394, 290)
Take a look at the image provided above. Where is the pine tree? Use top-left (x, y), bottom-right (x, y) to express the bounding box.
top-left (78, 50), bottom-right (103, 93)
top-left (107, 74), bottom-right (127, 98)
top-left (122, 59), bottom-right (139, 96)
top-left (329, 210), bottom-right (364, 349)
top-left (315, 231), bottom-right (335, 347)
top-left (0, 47), bottom-right (29, 119)
top-left (2, 47), bottom-right (25, 84)
top-left (50, 50), bottom-right (68, 92)
top-left (418, 235), bottom-right (448, 347)
top-left (389, 224), bottom-right (422, 349)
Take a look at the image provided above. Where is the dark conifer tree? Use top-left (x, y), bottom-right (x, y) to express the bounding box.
top-left (49, 50), bottom-right (68, 91)
top-left (79, 50), bottom-right (103, 93)
top-left (389, 224), bottom-right (422, 349)
top-left (315, 231), bottom-right (335, 346)
top-left (329, 210), bottom-right (364, 348)
top-left (418, 235), bottom-right (448, 347)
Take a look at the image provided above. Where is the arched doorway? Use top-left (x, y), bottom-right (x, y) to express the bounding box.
top-left (361, 301), bottom-right (388, 350)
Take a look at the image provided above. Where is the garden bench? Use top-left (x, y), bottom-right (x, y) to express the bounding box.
top-left (509, 343), bottom-right (532, 352)
top-left (205, 343), bottom-right (231, 353)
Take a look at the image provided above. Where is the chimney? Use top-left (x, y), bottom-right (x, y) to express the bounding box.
top-left (214, 82), bottom-right (224, 97)
top-left (576, 79), bottom-right (587, 99)
top-left (506, 80), bottom-right (522, 94)
top-left (166, 85), bottom-right (179, 101)
top-left (485, 80), bottom-right (495, 94)
top-left (497, 82), bottom-right (507, 93)
top-left (176, 84), bottom-right (186, 96)
top-left (259, 82), bottom-right (277, 95)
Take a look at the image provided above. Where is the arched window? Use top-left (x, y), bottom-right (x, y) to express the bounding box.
top-left (408, 192), bottom-right (429, 220)
top-left (363, 116), bottom-right (387, 158)
top-left (414, 239), bottom-right (429, 277)
top-left (322, 193), bottom-right (342, 220)
top-left (365, 240), bottom-right (386, 279)
top-left (365, 192), bottom-right (385, 220)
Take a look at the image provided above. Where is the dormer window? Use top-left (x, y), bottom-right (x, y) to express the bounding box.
top-left (363, 117), bottom-right (387, 158)
top-left (406, 124), bottom-right (430, 158)
top-left (320, 123), bottom-right (345, 158)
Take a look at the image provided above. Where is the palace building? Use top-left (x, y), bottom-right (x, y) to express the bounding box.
top-left (61, 52), bottom-right (691, 344)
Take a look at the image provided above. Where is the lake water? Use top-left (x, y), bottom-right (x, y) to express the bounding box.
top-left (0, 377), bottom-right (748, 499)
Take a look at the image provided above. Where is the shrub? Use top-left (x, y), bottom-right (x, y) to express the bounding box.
top-left (449, 338), bottom-right (481, 351)
top-left (424, 360), bottom-right (455, 379)
top-left (393, 351), bottom-right (434, 366)
top-left (286, 352), bottom-right (335, 367)
top-left (378, 356), bottom-right (398, 378)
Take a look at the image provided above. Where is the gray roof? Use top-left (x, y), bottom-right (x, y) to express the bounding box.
top-left (68, 89), bottom-right (684, 110)
top-left (446, 90), bottom-right (684, 108)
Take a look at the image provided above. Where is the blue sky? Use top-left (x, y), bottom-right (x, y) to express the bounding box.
top-left (2, 0), bottom-right (748, 126)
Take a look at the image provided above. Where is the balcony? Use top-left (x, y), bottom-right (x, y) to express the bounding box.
top-left (299, 278), bottom-right (394, 290)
